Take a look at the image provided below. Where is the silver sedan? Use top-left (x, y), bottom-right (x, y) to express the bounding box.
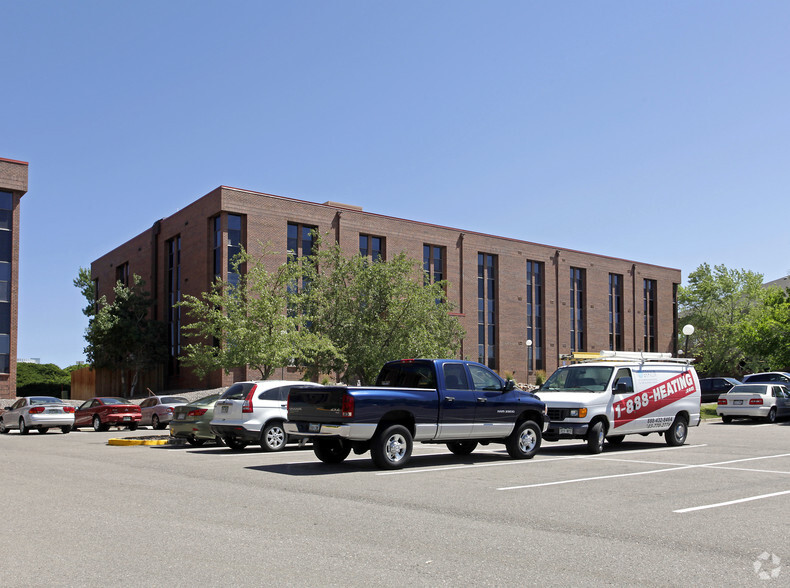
top-left (138, 395), bottom-right (189, 429)
top-left (0, 396), bottom-right (75, 434)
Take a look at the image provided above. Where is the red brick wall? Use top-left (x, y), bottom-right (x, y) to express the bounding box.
top-left (91, 186), bottom-right (682, 389)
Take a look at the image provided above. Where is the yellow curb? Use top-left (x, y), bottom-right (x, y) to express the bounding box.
top-left (108, 438), bottom-right (171, 446)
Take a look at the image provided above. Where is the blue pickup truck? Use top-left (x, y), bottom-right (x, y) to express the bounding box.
top-left (285, 359), bottom-right (547, 469)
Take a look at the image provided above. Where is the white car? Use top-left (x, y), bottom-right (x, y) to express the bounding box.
top-left (0, 396), bottom-right (75, 434)
top-left (138, 395), bottom-right (189, 429)
top-left (210, 380), bottom-right (322, 451)
top-left (717, 383), bottom-right (790, 423)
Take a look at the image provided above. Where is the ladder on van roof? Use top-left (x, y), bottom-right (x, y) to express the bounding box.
top-left (560, 351), bottom-right (694, 365)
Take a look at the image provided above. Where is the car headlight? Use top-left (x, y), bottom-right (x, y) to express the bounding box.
top-left (569, 408), bottom-right (588, 418)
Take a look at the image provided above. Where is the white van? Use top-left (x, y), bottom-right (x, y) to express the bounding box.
top-left (537, 351), bottom-right (701, 453)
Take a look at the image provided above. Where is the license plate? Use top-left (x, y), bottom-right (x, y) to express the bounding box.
top-left (734, 400), bottom-right (743, 405)
top-left (559, 427), bottom-right (573, 435)
top-left (309, 423), bottom-right (321, 433)
top-left (222, 406), bottom-right (229, 413)
top-left (46, 409), bottom-right (59, 414)
top-left (123, 416), bottom-right (131, 421)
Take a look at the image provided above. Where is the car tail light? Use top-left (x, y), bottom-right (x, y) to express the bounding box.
top-left (717, 398), bottom-right (727, 405)
top-left (749, 398), bottom-right (764, 405)
top-left (167, 407), bottom-right (174, 414)
top-left (29, 406), bottom-right (45, 414)
top-left (187, 408), bottom-right (207, 417)
top-left (341, 393), bottom-right (354, 418)
top-left (63, 406), bottom-right (75, 413)
top-left (242, 385), bottom-right (258, 413)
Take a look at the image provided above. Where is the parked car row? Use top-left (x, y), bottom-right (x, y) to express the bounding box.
top-left (170, 381), bottom-right (322, 450)
top-left (717, 383), bottom-right (790, 423)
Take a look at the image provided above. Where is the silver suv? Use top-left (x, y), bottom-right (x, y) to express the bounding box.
top-left (209, 380), bottom-right (322, 451)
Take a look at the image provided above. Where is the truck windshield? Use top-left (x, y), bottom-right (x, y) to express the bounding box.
top-left (376, 362), bottom-right (436, 388)
top-left (541, 366), bottom-right (614, 392)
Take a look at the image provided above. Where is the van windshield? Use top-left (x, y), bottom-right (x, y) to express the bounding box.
top-left (541, 366), bottom-right (614, 392)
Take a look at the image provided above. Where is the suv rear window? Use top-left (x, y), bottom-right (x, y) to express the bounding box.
top-left (221, 383), bottom-right (257, 400)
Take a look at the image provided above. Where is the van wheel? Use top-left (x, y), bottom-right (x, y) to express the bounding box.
top-left (371, 425), bottom-right (413, 469)
top-left (505, 420), bottom-right (541, 459)
top-left (314, 438), bottom-right (351, 464)
top-left (586, 421), bottom-right (605, 454)
top-left (606, 435), bottom-right (625, 446)
top-left (665, 415), bottom-right (688, 446)
top-left (446, 440), bottom-right (478, 456)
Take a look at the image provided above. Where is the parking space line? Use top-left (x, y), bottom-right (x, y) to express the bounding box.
top-left (674, 490), bottom-right (790, 513)
top-left (498, 451), bottom-right (790, 491)
top-left (498, 464), bottom-right (699, 490)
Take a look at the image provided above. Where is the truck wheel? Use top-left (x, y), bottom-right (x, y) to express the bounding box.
top-left (505, 420), bottom-right (540, 459)
top-left (313, 438), bottom-right (351, 464)
top-left (665, 415), bottom-right (688, 446)
top-left (606, 435), bottom-right (625, 446)
top-left (371, 424), bottom-right (413, 469)
top-left (446, 440), bottom-right (478, 456)
top-left (586, 421), bottom-right (605, 454)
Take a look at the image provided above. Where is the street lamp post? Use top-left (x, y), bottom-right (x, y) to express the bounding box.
top-left (682, 324), bottom-right (695, 357)
top-left (526, 339), bottom-right (533, 382)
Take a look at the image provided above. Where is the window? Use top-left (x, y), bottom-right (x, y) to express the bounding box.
top-left (469, 364), bottom-right (503, 391)
top-left (609, 274), bottom-right (623, 351)
top-left (443, 363), bottom-right (469, 390)
top-left (167, 236), bottom-right (181, 374)
top-left (115, 262), bottom-right (129, 287)
top-left (644, 279), bottom-right (657, 352)
top-left (526, 261), bottom-right (544, 371)
top-left (360, 234), bottom-right (385, 262)
top-left (0, 191), bottom-right (12, 373)
top-left (287, 222), bottom-right (317, 259)
top-left (613, 368), bottom-right (633, 393)
top-left (477, 253), bottom-right (497, 369)
top-left (227, 214), bottom-right (242, 288)
top-left (570, 267), bottom-right (585, 352)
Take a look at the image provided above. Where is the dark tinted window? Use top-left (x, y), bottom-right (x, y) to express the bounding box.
top-left (221, 382), bottom-right (256, 400)
top-left (443, 363), bottom-right (469, 390)
top-left (259, 386), bottom-right (287, 401)
top-left (376, 362), bottom-right (436, 388)
top-left (744, 373), bottom-right (790, 383)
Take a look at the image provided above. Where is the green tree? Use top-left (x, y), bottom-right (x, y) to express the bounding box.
top-left (177, 248), bottom-right (341, 380)
top-left (85, 275), bottom-right (168, 396)
top-left (678, 263), bottom-right (765, 377)
top-left (740, 286), bottom-right (790, 372)
top-left (300, 242), bottom-right (465, 385)
top-left (73, 266), bottom-right (96, 317)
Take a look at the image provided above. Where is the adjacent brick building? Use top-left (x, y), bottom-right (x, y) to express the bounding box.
top-left (0, 157), bottom-right (28, 399)
top-left (91, 185), bottom-right (681, 392)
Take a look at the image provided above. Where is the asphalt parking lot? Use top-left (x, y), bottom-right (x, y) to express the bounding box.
top-left (2, 418), bottom-right (789, 587)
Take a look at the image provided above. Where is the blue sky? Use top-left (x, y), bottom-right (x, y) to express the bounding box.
top-left (3, 1), bottom-right (790, 368)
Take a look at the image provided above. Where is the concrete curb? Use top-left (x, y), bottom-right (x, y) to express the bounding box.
top-left (107, 436), bottom-right (186, 446)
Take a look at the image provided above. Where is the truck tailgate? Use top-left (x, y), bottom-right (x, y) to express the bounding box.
top-left (288, 386), bottom-right (348, 421)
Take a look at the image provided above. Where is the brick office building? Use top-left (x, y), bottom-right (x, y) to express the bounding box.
top-left (91, 186), bottom-right (681, 392)
top-left (0, 158), bottom-right (28, 399)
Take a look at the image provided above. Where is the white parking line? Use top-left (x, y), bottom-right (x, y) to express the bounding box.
top-left (674, 490), bottom-right (790, 513)
top-left (498, 452), bottom-right (790, 491)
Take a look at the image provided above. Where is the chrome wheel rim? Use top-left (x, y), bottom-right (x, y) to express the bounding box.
top-left (519, 428), bottom-right (537, 453)
top-left (385, 433), bottom-right (408, 463)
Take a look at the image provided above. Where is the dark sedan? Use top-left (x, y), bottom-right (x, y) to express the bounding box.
top-left (699, 377), bottom-right (741, 403)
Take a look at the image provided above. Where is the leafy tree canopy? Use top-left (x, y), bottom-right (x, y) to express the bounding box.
top-left (84, 275), bottom-right (168, 396)
top-left (177, 247), bottom-right (341, 380)
top-left (300, 240), bottom-right (466, 385)
top-left (678, 263), bottom-right (766, 376)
